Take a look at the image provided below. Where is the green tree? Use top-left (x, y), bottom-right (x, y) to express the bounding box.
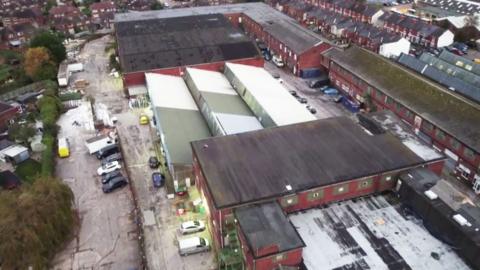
top-left (8, 123), bottom-right (36, 143)
top-left (82, 7), bottom-right (92, 17)
top-left (24, 47), bottom-right (52, 80)
top-left (0, 176), bottom-right (75, 269)
top-left (151, 2), bottom-right (164, 10)
top-left (30, 31), bottom-right (66, 64)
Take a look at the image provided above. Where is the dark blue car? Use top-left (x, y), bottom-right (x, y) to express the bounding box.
top-left (152, 172), bottom-right (165, 188)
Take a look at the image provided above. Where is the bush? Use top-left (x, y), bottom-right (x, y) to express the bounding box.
top-left (41, 133), bottom-right (55, 177)
top-left (59, 92), bottom-right (82, 101)
top-left (15, 159), bottom-right (41, 183)
top-left (0, 176), bottom-right (75, 269)
top-left (8, 123), bottom-right (36, 143)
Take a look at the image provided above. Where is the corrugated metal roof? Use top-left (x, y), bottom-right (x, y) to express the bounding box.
top-left (146, 73), bottom-right (198, 110)
top-left (438, 49), bottom-right (480, 77)
top-left (192, 117), bottom-right (428, 209)
top-left (185, 68), bottom-right (237, 95)
top-left (225, 62), bottom-right (316, 126)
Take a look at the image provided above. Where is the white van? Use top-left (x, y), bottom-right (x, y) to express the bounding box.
top-left (178, 237), bottom-right (210, 256)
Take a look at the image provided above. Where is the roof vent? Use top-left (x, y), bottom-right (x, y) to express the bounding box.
top-left (453, 214), bottom-right (472, 227)
top-left (424, 190), bottom-right (438, 200)
top-left (203, 144), bottom-right (208, 149)
top-left (285, 185), bottom-right (292, 191)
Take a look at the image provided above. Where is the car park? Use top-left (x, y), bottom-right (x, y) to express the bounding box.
top-left (96, 144), bottom-right (119, 159)
top-left (180, 220), bottom-right (206, 235)
top-left (272, 55), bottom-right (285, 67)
top-left (97, 161), bottom-right (121, 176)
top-left (178, 237), bottom-right (210, 256)
top-left (152, 172), bottom-right (165, 188)
top-left (101, 152), bottom-right (122, 165)
top-left (149, 156), bottom-right (160, 169)
top-left (101, 170), bottom-right (123, 184)
top-left (102, 176), bottom-right (128, 193)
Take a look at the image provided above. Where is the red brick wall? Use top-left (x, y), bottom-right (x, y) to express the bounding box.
top-left (254, 248), bottom-right (303, 270)
top-left (297, 43), bottom-right (331, 71)
top-left (123, 57), bottom-right (264, 87)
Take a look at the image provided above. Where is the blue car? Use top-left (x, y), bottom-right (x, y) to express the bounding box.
top-left (152, 172), bottom-right (165, 188)
top-left (323, 87), bottom-right (339, 96)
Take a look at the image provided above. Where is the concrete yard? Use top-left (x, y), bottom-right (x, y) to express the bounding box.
top-left (290, 195), bottom-right (471, 270)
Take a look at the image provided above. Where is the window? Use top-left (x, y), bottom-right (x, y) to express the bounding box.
top-left (375, 91), bottom-right (385, 101)
top-left (307, 188), bottom-right (324, 201)
top-left (450, 139), bottom-right (461, 151)
top-left (333, 184), bottom-right (349, 195)
top-left (405, 110), bottom-right (413, 119)
top-left (273, 253), bottom-right (286, 262)
top-left (395, 102), bottom-right (403, 112)
top-left (357, 178), bottom-right (373, 190)
top-left (366, 86), bottom-right (372, 95)
top-left (281, 195), bottom-right (298, 207)
top-left (381, 174), bottom-right (393, 182)
top-left (435, 129), bottom-right (446, 140)
top-left (385, 96), bottom-right (394, 105)
top-left (464, 148), bottom-right (476, 161)
top-left (422, 121), bottom-right (434, 132)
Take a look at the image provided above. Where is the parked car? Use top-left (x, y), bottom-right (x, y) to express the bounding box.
top-left (447, 46), bottom-right (465, 56)
top-left (262, 50), bottom-right (272, 61)
top-left (332, 94), bottom-right (343, 103)
top-left (97, 161), bottom-right (121, 176)
top-left (178, 237), bottom-right (210, 256)
top-left (102, 176), bottom-right (127, 193)
top-left (101, 152), bottom-right (122, 165)
top-left (271, 73), bottom-right (280, 79)
top-left (323, 87), bottom-right (339, 96)
top-left (309, 79), bottom-right (329, 88)
top-left (180, 220), bottom-right (206, 235)
top-left (296, 97), bottom-right (307, 104)
top-left (139, 114), bottom-right (149, 125)
top-left (101, 170), bottom-right (123, 184)
top-left (309, 108), bottom-right (317, 114)
top-left (272, 55), bottom-right (285, 67)
top-left (152, 172), bottom-right (165, 188)
top-left (149, 156), bottom-right (160, 169)
top-left (289, 90), bottom-right (298, 97)
top-left (453, 42), bottom-right (469, 53)
top-left (96, 144), bottom-right (119, 159)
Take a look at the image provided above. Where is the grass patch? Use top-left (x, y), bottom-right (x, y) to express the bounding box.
top-left (15, 159), bottom-right (41, 184)
top-left (0, 64), bottom-right (12, 82)
top-left (59, 92), bottom-right (82, 101)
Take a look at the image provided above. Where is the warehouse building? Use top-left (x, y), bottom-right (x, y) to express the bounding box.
top-left (115, 2), bottom-right (332, 77)
top-left (184, 67), bottom-right (262, 136)
top-left (115, 13), bottom-right (263, 89)
top-left (224, 62), bottom-right (316, 127)
top-left (191, 116), bottom-right (445, 270)
top-left (397, 168), bottom-right (480, 270)
top-left (146, 73), bottom-right (211, 185)
top-left (322, 46), bottom-right (480, 184)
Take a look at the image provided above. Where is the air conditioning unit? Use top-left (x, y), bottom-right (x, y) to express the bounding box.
top-left (424, 190), bottom-right (438, 200)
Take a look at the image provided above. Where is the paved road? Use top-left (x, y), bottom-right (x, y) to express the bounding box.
top-left (263, 61), bottom-right (352, 120)
top-left (68, 35), bottom-right (215, 270)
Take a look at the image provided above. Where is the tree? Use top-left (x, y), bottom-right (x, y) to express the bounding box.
top-left (30, 31), bottom-right (66, 64)
top-left (82, 7), bottom-right (92, 17)
top-left (151, 2), bottom-right (164, 10)
top-left (24, 47), bottom-right (55, 81)
top-left (8, 123), bottom-right (36, 143)
top-left (0, 176), bottom-right (75, 269)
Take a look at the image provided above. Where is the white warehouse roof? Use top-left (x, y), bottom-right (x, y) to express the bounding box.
top-left (186, 68), bottom-right (237, 95)
top-left (225, 62), bottom-right (316, 126)
top-left (146, 73), bottom-right (198, 110)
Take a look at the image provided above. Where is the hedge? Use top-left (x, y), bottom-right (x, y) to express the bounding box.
top-left (59, 92), bottom-right (82, 101)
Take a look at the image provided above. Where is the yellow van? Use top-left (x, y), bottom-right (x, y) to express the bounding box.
top-left (58, 138), bottom-right (70, 158)
top-left (474, 58), bottom-right (480, 64)
top-left (139, 114), bottom-right (149, 125)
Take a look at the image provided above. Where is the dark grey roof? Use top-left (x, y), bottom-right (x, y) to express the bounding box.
top-left (235, 202), bottom-right (305, 257)
top-left (438, 49), bottom-right (480, 77)
top-left (419, 52), bottom-right (480, 86)
top-left (114, 2), bottom-right (328, 54)
top-left (398, 53), bottom-right (480, 103)
top-left (115, 14), bottom-right (260, 73)
top-left (192, 117), bottom-right (427, 209)
top-left (325, 46), bottom-right (480, 153)
top-left (419, 0), bottom-right (480, 15)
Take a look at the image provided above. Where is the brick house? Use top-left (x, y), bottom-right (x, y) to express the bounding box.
top-left (49, 5), bottom-right (92, 35)
top-left (1, 22), bottom-right (37, 47)
top-left (322, 46), bottom-right (480, 182)
top-left (90, 1), bottom-right (117, 29)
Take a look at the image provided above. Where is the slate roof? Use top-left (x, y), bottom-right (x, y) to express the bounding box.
top-left (115, 14), bottom-right (260, 73)
top-left (192, 117), bottom-right (427, 209)
top-left (235, 202), bottom-right (305, 258)
top-left (326, 46), bottom-right (480, 153)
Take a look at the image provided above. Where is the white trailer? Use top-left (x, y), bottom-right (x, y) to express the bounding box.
top-left (85, 135), bottom-right (115, 154)
top-left (68, 63), bottom-right (84, 73)
top-left (57, 62), bottom-right (69, 87)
